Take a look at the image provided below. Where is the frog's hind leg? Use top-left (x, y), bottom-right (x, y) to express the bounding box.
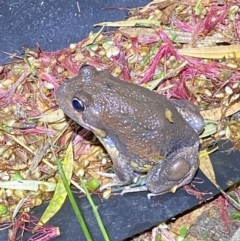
top-left (145, 146), bottom-right (199, 195)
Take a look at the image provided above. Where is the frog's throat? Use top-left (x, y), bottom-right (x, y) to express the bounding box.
top-left (75, 113), bottom-right (107, 138)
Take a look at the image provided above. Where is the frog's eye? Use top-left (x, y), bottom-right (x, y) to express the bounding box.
top-left (72, 97), bottom-right (86, 112)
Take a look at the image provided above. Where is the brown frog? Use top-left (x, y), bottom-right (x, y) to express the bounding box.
top-left (56, 65), bottom-right (204, 195)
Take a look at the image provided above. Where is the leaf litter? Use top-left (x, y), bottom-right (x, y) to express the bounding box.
top-left (1, 0), bottom-right (240, 240)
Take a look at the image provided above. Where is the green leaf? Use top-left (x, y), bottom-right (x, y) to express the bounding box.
top-left (39, 142), bottom-right (74, 224)
top-left (178, 225), bottom-right (188, 241)
top-left (230, 212), bottom-right (240, 221)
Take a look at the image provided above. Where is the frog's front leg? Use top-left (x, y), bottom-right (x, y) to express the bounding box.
top-left (145, 145), bottom-right (199, 194)
top-left (98, 158), bottom-right (140, 191)
top-left (97, 141), bottom-right (140, 191)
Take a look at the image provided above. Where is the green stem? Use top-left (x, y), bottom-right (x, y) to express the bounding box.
top-left (219, 187), bottom-right (240, 209)
top-left (56, 158), bottom-right (93, 241)
top-left (79, 175), bottom-right (110, 241)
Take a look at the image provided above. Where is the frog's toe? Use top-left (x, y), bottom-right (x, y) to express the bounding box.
top-left (121, 185), bottom-right (148, 195)
top-left (99, 177), bottom-right (140, 192)
top-left (147, 190), bottom-right (169, 199)
top-left (99, 180), bottom-right (118, 192)
top-left (97, 170), bottom-right (140, 192)
top-left (97, 171), bottom-right (118, 191)
top-left (97, 171), bottom-right (116, 178)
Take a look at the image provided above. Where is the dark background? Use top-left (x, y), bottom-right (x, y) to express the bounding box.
top-left (0, 1), bottom-right (240, 240)
top-left (0, 0), bottom-right (150, 64)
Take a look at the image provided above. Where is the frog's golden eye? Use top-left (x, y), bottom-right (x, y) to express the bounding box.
top-left (72, 97), bottom-right (86, 112)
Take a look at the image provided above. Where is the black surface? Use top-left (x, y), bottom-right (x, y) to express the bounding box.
top-left (0, 0), bottom-right (149, 64)
top-left (1, 1), bottom-right (240, 241)
top-left (28, 141), bottom-right (238, 241)
top-left (28, 170), bottom-right (217, 241)
top-left (210, 141), bottom-right (240, 189)
top-left (2, 141), bottom-right (240, 240)
top-left (3, 170), bottom-right (218, 241)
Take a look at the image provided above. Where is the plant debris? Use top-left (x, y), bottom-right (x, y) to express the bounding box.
top-left (0, 0), bottom-right (240, 235)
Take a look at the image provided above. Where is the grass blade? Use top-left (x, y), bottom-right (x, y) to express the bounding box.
top-left (79, 175), bottom-right (110, 241)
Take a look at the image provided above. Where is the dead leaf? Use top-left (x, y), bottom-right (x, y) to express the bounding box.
top-left (143, 61), bottom-right (187, 90)
top-left (200, 102), bottom-right (240, 121)
top-left (199, 150), bottom-right (217, 186)
top-left (178, 45), bottom-right (240, 59)
top-left (120, 27), bottom-right (160, 42)
top-left (160, 3), bottom-right (178, 24)
top-left (81, 25), bottom-right (104, 47)
top-left (51, 122), bottom-right (69, 131)
top-left (139, 0), bottom-right (177, 13)
top-left (37, 109), bottom-right (66, 123)
top-left (120, 27), bottom-right (230, 45)
top-left (29, 143), bottom-right (51, 172)
top-left (199, 121), bottom-right (217, 138)
top-left (94, 19), bottom-right (159, 28)
top-left (0, 180), bottom-right (56, 192)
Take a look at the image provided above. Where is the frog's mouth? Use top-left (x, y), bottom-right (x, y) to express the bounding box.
top-left (73, 113), bottom-right (107, 138)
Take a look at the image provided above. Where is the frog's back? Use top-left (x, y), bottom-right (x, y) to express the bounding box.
top-left (95, 70), bottom-right (199, 162)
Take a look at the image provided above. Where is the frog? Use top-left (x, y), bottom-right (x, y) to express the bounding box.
top-left (56, 65), bottom-right (205, 195)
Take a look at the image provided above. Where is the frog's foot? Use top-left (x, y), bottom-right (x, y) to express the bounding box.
top-left (145, 146), bottom-right (199, 195)
top-left (99, 180), bottom-right (121, 192)
top-left (121, 185), bottom-right (148, 195)
top-left (120, 182), bottom-right (175, 199)
top-left (147, 189), bottom-right (174, 199)
top-left (97, 171), bottom-right (140, 192)
top-left (97, 171), bottom-right (116, 179)
top-left (120, 183), bottom-right (172, 198)
top-left (97, 171), bottom-right (120, 191)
